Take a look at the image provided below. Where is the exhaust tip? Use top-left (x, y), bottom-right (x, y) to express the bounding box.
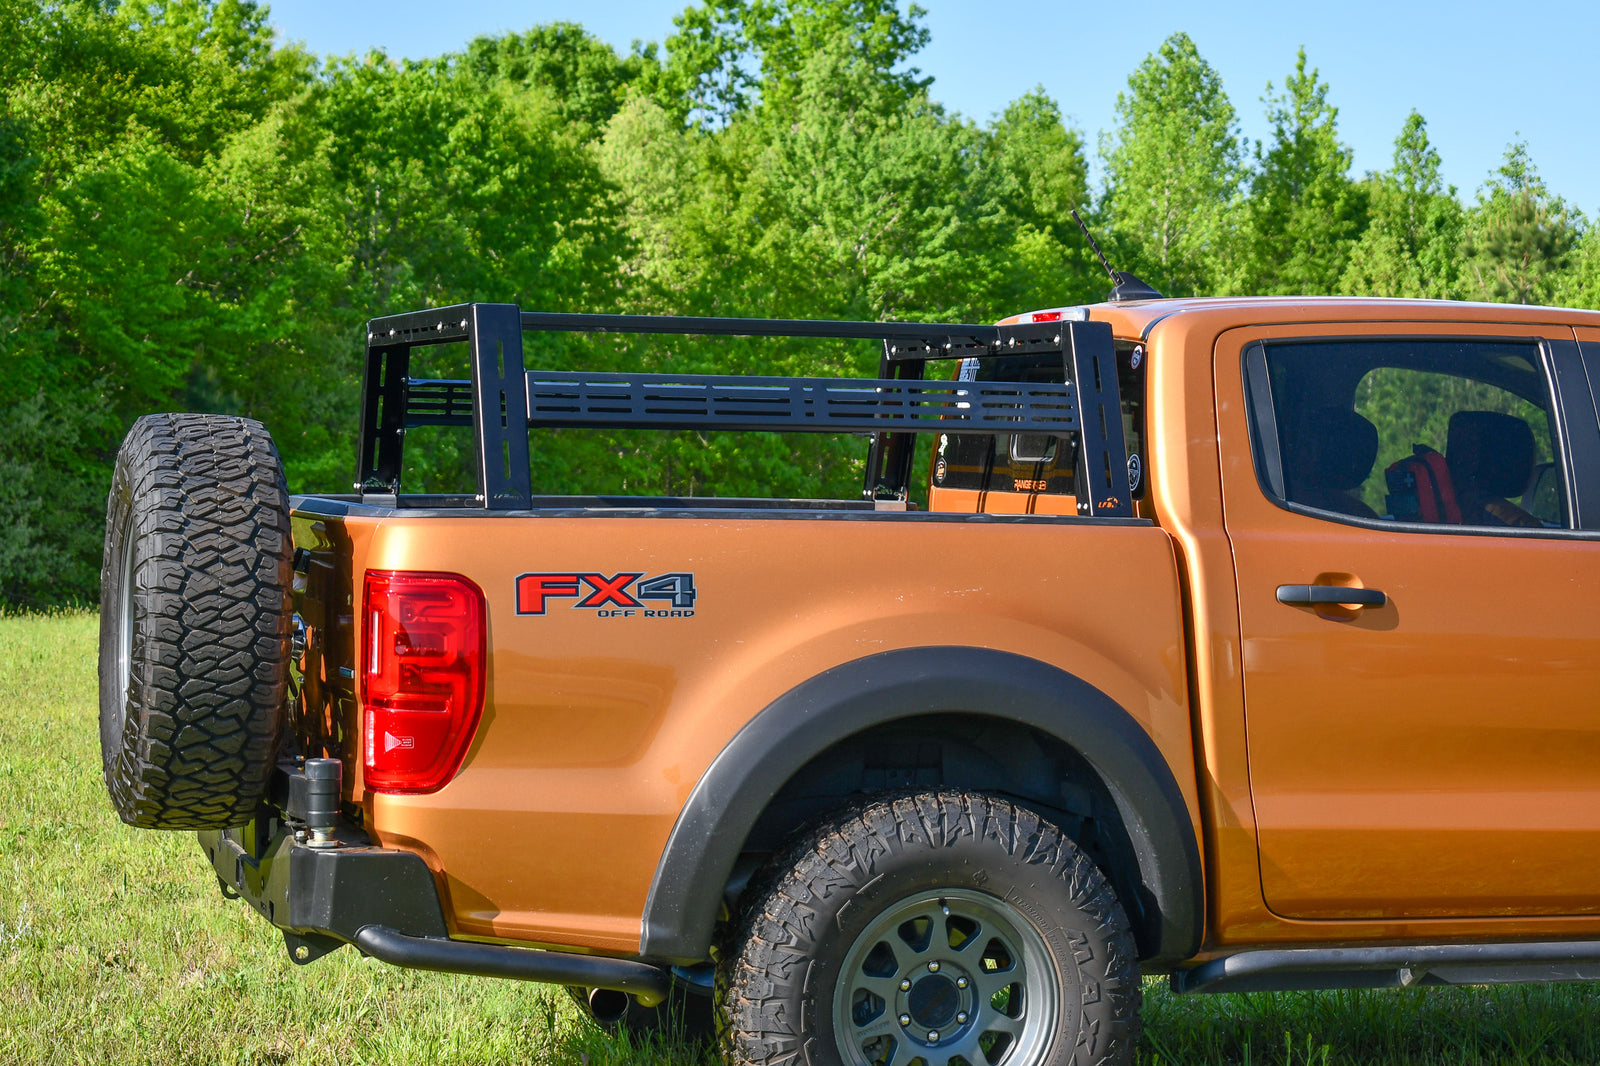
top-left (587, 987), bottom-right (632, 1025)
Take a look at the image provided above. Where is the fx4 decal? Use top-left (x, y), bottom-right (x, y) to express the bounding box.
top-left (515, 572), bottom-right (697, 618)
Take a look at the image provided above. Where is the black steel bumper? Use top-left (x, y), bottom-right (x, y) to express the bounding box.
top-left (200, 821), bottom-right (448, 950)
top-left (199, 822), bottom-right (670, 1004)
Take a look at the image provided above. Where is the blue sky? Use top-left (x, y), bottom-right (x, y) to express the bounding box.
top-left (265, 0), bottom-right (1600, 215)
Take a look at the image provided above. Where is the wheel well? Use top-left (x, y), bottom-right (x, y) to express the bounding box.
top-left (722, 713), bottom-right (1160, 959)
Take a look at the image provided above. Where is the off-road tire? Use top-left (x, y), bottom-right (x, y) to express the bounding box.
top-left (98, 413), bottom-right (293, 829)
top-left (719, 791), bottom-right (1141, 1066)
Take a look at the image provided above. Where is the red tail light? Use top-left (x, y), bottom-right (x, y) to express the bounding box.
top-left (361, 570), bottom-right (486, 793)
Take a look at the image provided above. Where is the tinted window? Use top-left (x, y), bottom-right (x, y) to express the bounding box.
top-left (1248, 339), bottom-right (1568, 529)
top-left (932, 342), bottom-right (1146, 499)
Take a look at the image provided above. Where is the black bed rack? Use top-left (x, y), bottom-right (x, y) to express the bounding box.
top-left (356, 303), bottom-right (1131, 516)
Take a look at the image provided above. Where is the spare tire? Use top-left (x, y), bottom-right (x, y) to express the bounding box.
top-left (99, 413), bottom-right (294, 829)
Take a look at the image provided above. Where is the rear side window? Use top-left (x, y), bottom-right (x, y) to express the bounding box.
top-left (1245, 338), bottom-right (1569, 530)
top-left (931, 341), bottom-right (1146, 500)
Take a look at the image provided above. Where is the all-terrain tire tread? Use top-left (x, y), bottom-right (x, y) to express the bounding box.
top-left (99, 413), bottom-right (292, 829)
top-left (718, 790), bottom-right (1141, 1066)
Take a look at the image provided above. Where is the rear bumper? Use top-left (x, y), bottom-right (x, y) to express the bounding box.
top-left (199, 821), bottom-right (671, 1003)
top-left (200, 822), bottom-right (449, 946)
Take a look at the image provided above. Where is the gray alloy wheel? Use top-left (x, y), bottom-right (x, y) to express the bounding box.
top-left (832, 888), bottom-right (1060, 1066)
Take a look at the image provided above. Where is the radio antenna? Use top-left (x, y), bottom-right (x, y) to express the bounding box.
top-left (1069, 207), bottom-right (1164, 303)
top-left (1072, 209), bottom-right (1116, 281)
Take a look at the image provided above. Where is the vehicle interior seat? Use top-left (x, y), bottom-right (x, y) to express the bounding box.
top-left (1446, 410), bottom-right (1543, 528)
top-left (1287, 406), bottom-right (1380, 519)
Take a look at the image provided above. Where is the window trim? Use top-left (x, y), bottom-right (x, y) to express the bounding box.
top-left (1240, 332), bottom-right (1598, 539)
top-left (1546, 338), bottom-right (1600, 528)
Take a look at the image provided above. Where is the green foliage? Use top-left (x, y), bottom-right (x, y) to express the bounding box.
top-left (981, 89), bottom-right (1102, 307)
top-left (0, 111), bottom-right (39, 334)
top-left (1460, 143), bottom-right (1583, 306)
top-left (0, 390), bottom-right (112, 607)
top-left (309, 54), bottom-right (625, 313)
top-left (11, 0), bottom-right (312, 179)
top-left (586, 8), bottom-right (1055, 497)
top-left (463, 22), bottom-right (660, 133)
top-left (6, 5), bottom-right (1600, 606)
top-left (1557, 224), bottom-right (1600, 310)
top-left (659, 0), bottom-right (930, 125)
top-left (1242, 50), bottom-right (1365, 295)
top-left (986, 91), bottom-right (1089, 248)
top-left (1100, 32), bottom-right (1243, 297)
top-left (1339, 111), bottom-right (1465, 299)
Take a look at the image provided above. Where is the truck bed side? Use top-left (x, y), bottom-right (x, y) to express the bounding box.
top-left (294, 500), bottom-right (1198, 955)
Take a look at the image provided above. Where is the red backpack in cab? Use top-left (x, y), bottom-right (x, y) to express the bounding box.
top-left (1384, 444), bottom-right (1461, 523)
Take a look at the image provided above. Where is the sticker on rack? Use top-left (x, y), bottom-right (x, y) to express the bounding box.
top-left (515, 571), bottom-right (697, 618)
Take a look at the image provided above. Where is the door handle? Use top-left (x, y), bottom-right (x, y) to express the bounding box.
top-left (1276, 584), bottom-right (1386, 608)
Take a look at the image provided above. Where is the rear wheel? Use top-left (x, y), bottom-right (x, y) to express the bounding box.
top-left (98, 413), bottom-right (293, 829)
top-left (720, 792), bottom-right (1141, 1066)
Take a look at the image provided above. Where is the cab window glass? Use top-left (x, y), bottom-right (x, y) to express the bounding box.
top-left (932, 342), bottom-right (1146, 499)
top-left (1250, 339), bottom-right (1568, 530)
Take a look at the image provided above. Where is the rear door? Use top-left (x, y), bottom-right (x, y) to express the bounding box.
top-left (1215, 319), bottom-right (1600, 920)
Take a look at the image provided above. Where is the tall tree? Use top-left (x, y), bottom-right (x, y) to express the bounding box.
top-left (1338, 111), bottom-right (1464, 299)
top-left (595, 7), bottom-right (1021, 498)
top-left (0, 0), bottom-right (314, 606)
top-left (985, 90), bottom-right (1088, 245)
top-left (0, 100), bottom-right (97, 607)
top-left (1100, 32), bottom-right (1243, 297)
top-left (1461, 142), bottom-right (1582, 306)
top-left (980, 89), bottom-right (1101, 307)
top-left (657, 0), bottom-right (930, 125)
top-left (1241, 49), bottom-right (1364, 295)
top-left (462, 22), bottom-right (659, 134)
top-left (1558, 224), bottom-right (1600, 311)
top-left (11, 0), bottom-right (311, 180)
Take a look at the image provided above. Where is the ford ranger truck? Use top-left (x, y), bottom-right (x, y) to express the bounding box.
top-left (98, 293), bottom-right (1600, 1066)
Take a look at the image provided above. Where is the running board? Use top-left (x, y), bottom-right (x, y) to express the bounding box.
top-left (1171, 940), bottom-right (1600, 994)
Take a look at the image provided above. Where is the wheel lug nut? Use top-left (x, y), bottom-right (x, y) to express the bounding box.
top-left (927, 961), bottom-right (940, 973)
top-left (899, 1014), bottom-right (911, 1027)
top-left (928, 1030), bottom-right (940, 1042)
top-left (955, 976), bottom-right (968, 989)
top-left (900, 978), bottom-right (911, 991)
top-left (957, 1011), bottom-right (968, 1024)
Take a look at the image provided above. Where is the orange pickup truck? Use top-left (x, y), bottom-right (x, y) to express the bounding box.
top-left (98, 288), bottom-right (1600, 1066)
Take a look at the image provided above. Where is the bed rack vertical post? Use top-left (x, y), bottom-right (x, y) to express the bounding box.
top-left (862, 339), bottom-right (928, 501)
top-left (468, 303), bottom-right (533, 509)
top-left (1064, 320), bottom-right (1131, 518)
top-left (357, 338), bottom-right (411, 498)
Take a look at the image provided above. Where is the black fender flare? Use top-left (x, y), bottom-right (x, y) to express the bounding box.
top-left (638, 646), bottom-right (1203, 965)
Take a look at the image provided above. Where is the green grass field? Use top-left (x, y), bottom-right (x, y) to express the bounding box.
top-left (2, 611), bottom-right (1598, 1064)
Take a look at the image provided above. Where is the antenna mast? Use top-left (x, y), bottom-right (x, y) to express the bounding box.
top-left (1072, 209), bottom-right (1116, 281)
top-left (1068, 208), bottom-right (1164, 303)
